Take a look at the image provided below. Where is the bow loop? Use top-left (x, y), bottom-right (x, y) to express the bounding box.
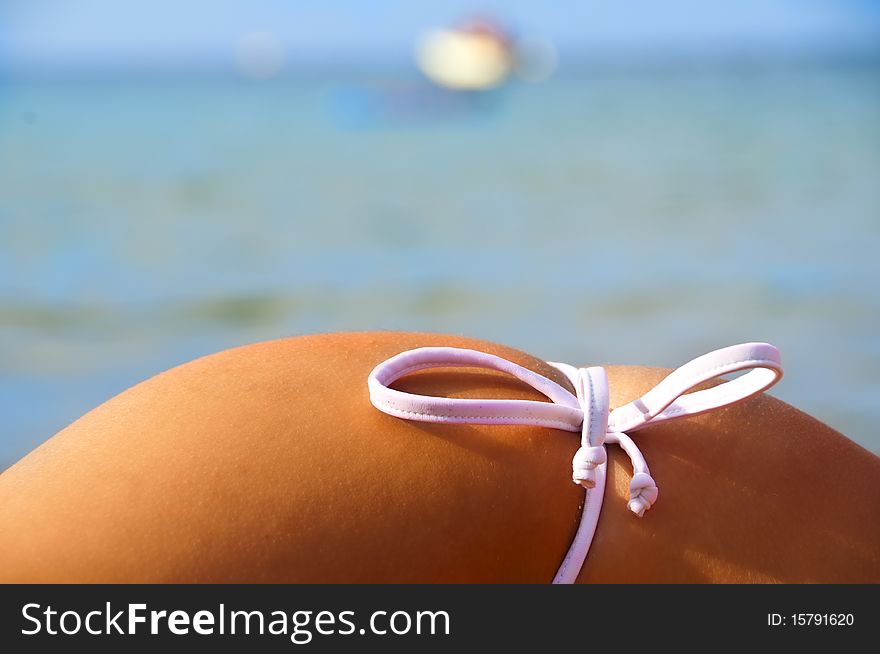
top-left (608, 342), bottom-right (783, 434)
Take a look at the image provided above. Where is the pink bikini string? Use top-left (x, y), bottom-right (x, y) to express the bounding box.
top-left (367, 342), bottom-right (783, 583)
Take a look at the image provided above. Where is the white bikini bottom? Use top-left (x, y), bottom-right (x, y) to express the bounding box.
top-left (368, 342), bottom-right (783, 583)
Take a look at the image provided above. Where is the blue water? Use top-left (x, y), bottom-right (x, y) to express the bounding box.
top-left (1, 63), bottom-right (879, 467)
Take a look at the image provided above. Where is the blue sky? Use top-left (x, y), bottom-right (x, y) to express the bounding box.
top-left (2, 0), bottom-right (879, 72)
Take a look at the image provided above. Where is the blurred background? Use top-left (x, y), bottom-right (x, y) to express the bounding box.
top-left (1, 1), bottom-right (879, 468)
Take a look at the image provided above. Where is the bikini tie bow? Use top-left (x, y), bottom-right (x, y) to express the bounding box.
top-left (368, 342), bottom-right (782, 583)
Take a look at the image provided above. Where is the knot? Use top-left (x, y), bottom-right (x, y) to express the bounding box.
top-left (628, 471), bottom-right (658, 517)
top-left (571, 445), bottom-right (607, 489)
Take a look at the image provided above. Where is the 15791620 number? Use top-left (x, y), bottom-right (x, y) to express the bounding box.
top-left (768, 613), bottom-right (854, 627)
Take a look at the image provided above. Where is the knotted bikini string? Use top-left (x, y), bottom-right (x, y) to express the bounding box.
top-left (367, 342), bottom-right (783, 583)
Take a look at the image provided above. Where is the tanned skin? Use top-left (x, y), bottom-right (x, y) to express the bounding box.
top-left (1, 332), bottom-right (877, 583)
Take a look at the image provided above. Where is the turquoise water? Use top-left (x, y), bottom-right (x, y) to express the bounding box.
top-left (1, 63), bottom-right (879, 467)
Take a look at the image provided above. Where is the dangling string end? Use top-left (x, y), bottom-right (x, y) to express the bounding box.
top-left (628, 471), bottom-right (658, 517)
top-left (572, 444), bottom-right (606, 489)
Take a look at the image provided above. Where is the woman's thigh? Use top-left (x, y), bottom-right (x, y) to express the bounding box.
top-left (0, 332), bottom-right (877, 582)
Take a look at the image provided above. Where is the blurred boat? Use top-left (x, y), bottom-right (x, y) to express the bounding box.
top-left (324, 16), bottom-right (557, 127)
top-left (415, 18), bottom-right (515, 91)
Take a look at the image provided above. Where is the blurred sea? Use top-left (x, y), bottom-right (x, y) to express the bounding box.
top-left (1, 61), bottom-right (879, 467)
